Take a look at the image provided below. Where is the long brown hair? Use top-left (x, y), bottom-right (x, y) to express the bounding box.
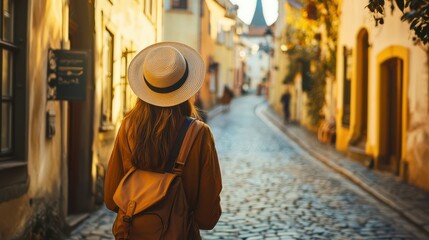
top-left (125, 98), bottom-right (199, 172)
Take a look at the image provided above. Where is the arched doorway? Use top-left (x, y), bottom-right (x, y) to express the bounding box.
top-left (379, 57), bottom-right (403, 174)
top-left (356, 29), bottom-right (369, 140)
top-left (348, 29), bottom-right (370, 163)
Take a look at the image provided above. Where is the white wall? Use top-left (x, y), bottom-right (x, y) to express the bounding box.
top-left (244, 36), bottom-right (270, 90)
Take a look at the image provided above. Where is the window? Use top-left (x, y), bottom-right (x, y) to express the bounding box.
top-left (144, 0), bottom-right (156, 22)
top-left (227, 30), bottom-right (233, 48)
top-left (1, 0), bottom-right (13, 156)
top-left (171, 0), bottom-right (187, 9)
top-left (216, 24), bottom-right (225, 44)
top-left (342, 46), bottom-right (352, 127)
top-left (101, 29), bottom-right (114, 131)
top-left (0, 0), bottom-right (29, 202)
top-left (121, 47), bottom-right (134, 115)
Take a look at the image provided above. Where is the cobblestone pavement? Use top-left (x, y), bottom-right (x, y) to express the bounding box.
top-left (260, 101), bottom-right (429, 237)
top-left (67, 95), bottom-right (428, 240)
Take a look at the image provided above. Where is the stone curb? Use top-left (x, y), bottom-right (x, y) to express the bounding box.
top-left (256, 102), bottom-right (429, 238)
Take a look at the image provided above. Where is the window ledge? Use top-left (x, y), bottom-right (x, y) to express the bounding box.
top-left (0, 161), bottom-right (27, 171)
top-left (99, 123), bottom-right (115, 132)
top-left (0, 181), bottom-right (28, 203)
top-left (166, 9), bottom-right (193, 15)
top-left (0, 161), bottom-right (28, 203)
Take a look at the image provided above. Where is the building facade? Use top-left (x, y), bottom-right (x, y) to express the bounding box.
top-left (0, 0), bottom-right (163, 239)
top-left (336, 0), bottom-right (429, 189)
top-left (165, 0), bottom-right (240, 108)
top-left (205, 0), bottom-right (239, 100)
top-left (163, 0), bottom-right (201, 50)
top-left (269, 0), bottom-right (317, 130)
top-left (269, 0), bottom-right (429, 190)
top-left (242, 0), bottom-right (272, 92)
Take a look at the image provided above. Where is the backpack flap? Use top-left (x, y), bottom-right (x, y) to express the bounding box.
top-left (113, 167), bottom-right (177, 215)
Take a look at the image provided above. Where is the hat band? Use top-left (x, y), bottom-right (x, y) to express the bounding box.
top-left (144, 59), bottom-right (189, 94)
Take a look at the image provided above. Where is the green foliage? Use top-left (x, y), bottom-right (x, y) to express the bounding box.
top-left (366, 0), bottom-right (429, 44)
top-left (283, 65), bottom-right (297, 84)
top-left (301, 60), bottom-right (313, 92)
top-left (284, 0), bottom-right (339, 126)
top-left (306, 64), bottom-right (326, 125)
top-left (283, 44), bottom-right (316, 92)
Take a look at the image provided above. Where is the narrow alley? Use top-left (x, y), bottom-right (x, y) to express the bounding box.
top-left (68, 95), bottom-right (428, 240)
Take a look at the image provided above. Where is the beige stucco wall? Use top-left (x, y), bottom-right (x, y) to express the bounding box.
top-left (0, 0), bottom-right (166, 238)
top-left (269, 0), bottom-right (320, 131)
top-left (269, 42), bottom-right (284, 115)
top-left (337, 0), bottom-right (429, 189)
top-left (200, 1), bottom-right (216, 108)
top-left (269, 0), bottom-right (286, 115)
top-left (0, 0), bottom-right (66, 238)
top-left (214, 44), bottom-right (235, 97)
top-left (92, 0), bottom-right (163, 175)
top-left (205, 0), bottom-right (236, 98)
top-left (163, 0), bottom-right (237, 102)
top-left (163, 1), bottom-right (200, 50)
top-left (27, 0), bottom-right (64, 203)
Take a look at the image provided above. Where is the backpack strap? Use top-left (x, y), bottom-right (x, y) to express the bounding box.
top-left (172, 120), bottom-right (205, 175)
top-left (165, 117), bottom-right (195, 173)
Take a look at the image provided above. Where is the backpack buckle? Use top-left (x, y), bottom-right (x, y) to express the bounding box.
top-left (172, 167), bottom-right (183, 175)
top-left (123, 215), bottom-right (132, 224)
top-left (173, 161), bottom-right (185, 174)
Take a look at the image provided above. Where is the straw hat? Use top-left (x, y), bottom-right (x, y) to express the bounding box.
top-left (128, 42), bottom-right (205, 107)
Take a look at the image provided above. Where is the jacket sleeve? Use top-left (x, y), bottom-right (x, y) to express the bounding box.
top-left (104, 122), bottom-right (127, 212)
top-left (194, 127), bottom-right (222, 230)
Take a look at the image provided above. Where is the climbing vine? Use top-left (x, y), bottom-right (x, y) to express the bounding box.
top-left (284, 0), bottom-right (340, 125)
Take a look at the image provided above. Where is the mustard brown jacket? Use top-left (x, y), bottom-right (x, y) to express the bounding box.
top-left (104, 118), bottom-right (223, 237)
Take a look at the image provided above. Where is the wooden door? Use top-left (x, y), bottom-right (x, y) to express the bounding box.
top-left (357, 30), bottom-right (369, 137)
top-left (380, 58), bottom-right (403, 174)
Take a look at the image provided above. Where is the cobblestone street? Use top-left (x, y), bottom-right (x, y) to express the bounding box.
top-left (68, 95), bottom-right (428, 240)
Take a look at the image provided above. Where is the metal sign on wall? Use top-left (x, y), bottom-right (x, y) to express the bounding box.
top-left (47, 49), bottom-right (88, 100)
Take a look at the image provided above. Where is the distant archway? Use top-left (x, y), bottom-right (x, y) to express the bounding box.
top-left (348, 29), bottom-right (370, 156)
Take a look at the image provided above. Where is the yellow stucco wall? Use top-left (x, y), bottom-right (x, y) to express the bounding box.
top-left (205, 1), bottom-right (234, 97)
top-left (0, 0), bottom-right (65, 238)
top-left (163, 2), bottom-right (200, 50)
top-left (200, 1), bottom-right (216, 108)
top-left (92, 0), bottom-right (163, 184)
top-left (338, 0), bottom-right (429, 189)
top-left (0, 0), bottom-right (165, 238)
top-left (269, 0), bottom-right (285, 113)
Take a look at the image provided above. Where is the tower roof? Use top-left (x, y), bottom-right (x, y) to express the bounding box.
top-left (250, 0), bottom-right (267, 27)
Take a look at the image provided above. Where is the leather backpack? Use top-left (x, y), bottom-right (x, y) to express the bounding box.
top-left (112, 118), bottom-right (203, 240)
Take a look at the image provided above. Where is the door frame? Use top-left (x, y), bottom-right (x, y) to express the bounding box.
top-left (351, 28), bottom-right (369, 141)
top-left (375, 46), bottom-right (409, 174)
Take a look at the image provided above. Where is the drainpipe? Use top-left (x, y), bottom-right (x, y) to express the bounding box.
top-left (60, 0), bottom-right (70, 220)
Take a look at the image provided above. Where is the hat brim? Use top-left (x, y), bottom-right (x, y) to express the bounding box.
top-left (128, 42), bottom-right (205, 107)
